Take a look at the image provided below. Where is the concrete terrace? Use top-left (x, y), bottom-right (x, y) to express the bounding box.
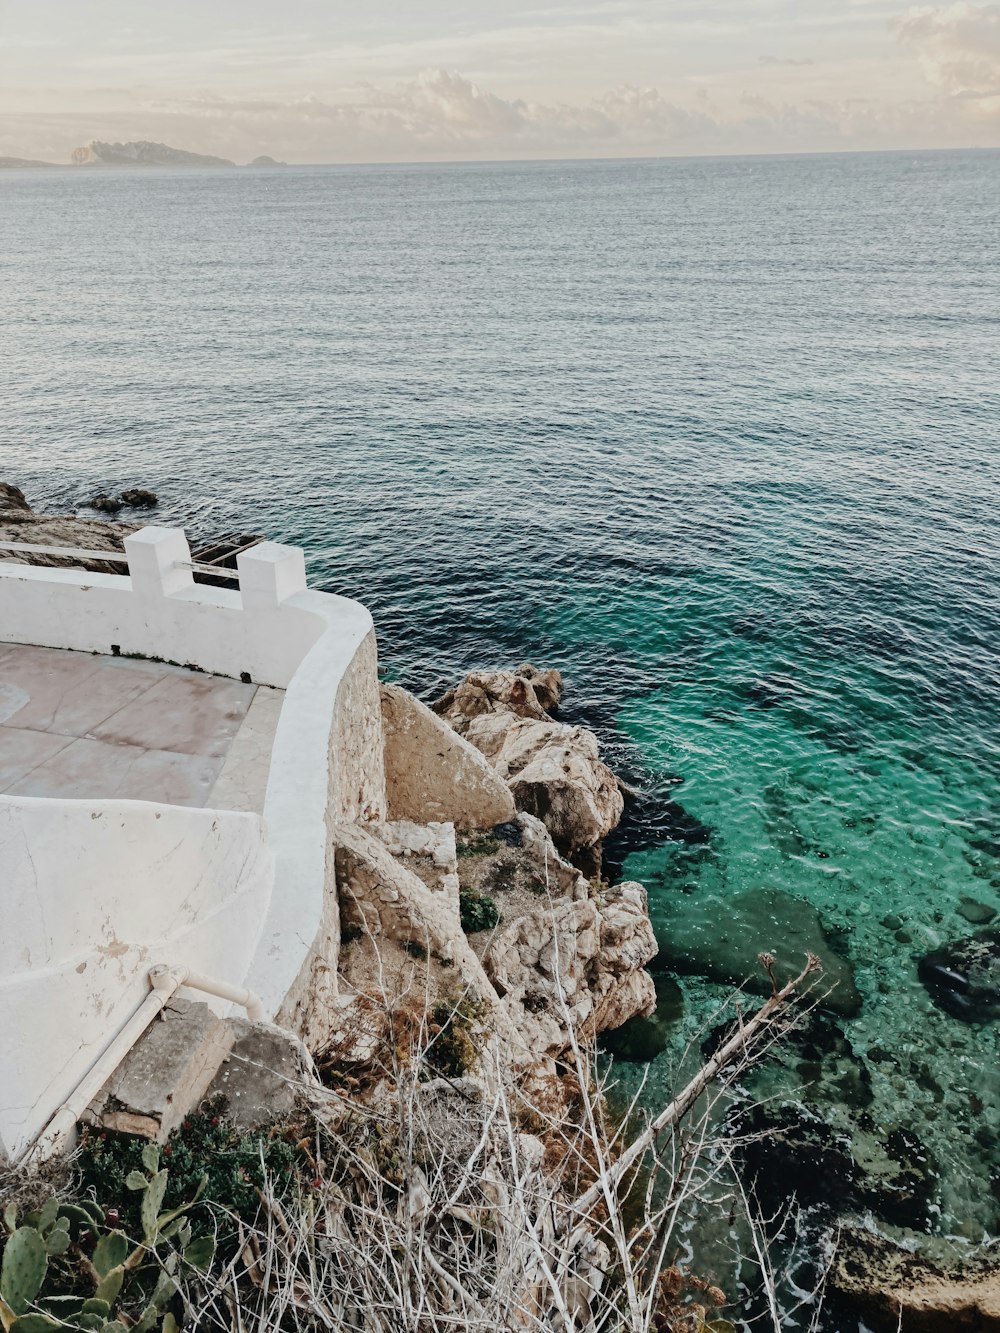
top-left (0, 643), bottom-right (283, 812)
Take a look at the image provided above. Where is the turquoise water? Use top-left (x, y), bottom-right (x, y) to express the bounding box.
top-left (2, 152), bottom-right (999, 1323)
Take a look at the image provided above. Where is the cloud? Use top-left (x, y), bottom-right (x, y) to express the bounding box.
top-left (1, 63), bottom-right (993, 163)
top-left (155, 70), bottom-right (718, 152)
top-left (894, 3), bottom-right (1000, 109)
top-left (758, 54), bottom-right (816, 66)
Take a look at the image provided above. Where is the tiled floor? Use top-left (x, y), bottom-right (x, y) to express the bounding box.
top-left (0, 643), bottom-right (262, 808)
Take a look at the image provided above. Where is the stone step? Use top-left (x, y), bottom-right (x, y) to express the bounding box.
top-left (84, 996), bottom-right (314, 1141)
top-left (85, 996), bottom-right (235, 1141)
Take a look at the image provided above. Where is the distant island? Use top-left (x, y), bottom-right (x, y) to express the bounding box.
top-left (0, 156), bottom-right (53, 169)
top-left (71, 140), bottom-right (235, 168)
top-left (1, 141), bottom-right (285, 169)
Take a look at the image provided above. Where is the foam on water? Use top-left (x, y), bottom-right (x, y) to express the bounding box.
top-left (2, 150), bottom-right (998, 1326)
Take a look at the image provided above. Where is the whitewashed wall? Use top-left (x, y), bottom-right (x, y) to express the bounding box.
top-left (0, 529), bottom-right (387, 1161)
top-left (0, 797), bottom-right (273, 1161)
top-left (0, 529), bottom-right (323, 688)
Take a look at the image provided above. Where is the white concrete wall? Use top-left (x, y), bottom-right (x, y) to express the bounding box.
top-left (0, 529), bottom-right (387, 1159)
top-left (0, 797), bottom-right (273, 1162)
top-left (0, 529), bottom-right (324, 689)
top-left (249, 603), bottom-right (386, 1038)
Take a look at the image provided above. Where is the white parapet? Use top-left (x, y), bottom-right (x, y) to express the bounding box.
top-left (124, 526), bottom-right (195, 599)
top-left (0, 529), bottom-right (387, 1162)
top-left (237, 541), bottom-right (307, 611)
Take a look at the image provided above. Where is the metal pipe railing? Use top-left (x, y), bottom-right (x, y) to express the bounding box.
top-left (0, 541), bottom-right (241, 581)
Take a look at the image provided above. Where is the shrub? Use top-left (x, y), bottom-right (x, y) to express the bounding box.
top-left (425, 995), bottom-right (489, 1079)
top-left (459, 889), bottom-right (500, 934)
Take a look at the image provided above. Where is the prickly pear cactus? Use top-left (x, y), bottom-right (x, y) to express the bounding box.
top-left (0, 1227), bottom-right (48, 1314)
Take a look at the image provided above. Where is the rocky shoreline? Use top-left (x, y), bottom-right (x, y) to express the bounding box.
top-left (2, 483), bottom-right (997, 1331)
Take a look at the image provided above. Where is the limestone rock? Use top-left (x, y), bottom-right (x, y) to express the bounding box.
top-left (456, 813), bottom-right (588, 908)
top-left (371, 818), bottom-right (460, 898)
top-left (333, 822), bottom-right (526, 1056)
top-left (599, 970), bottom-right (684, 1063)
top-left (435, 665), bottom-right (623, 854)
top-left (206, 1019), bottom-right (316, 1131)
top-left (483, 881), bottom-right (657, 1060)
top-left (381, 683), bottom-right (515, 829)
top-left (832, 1231), bottom-right (1000, 1331)
top-left (434, 663), bottom-right (563, 732)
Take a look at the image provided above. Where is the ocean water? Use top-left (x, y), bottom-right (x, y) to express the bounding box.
top-left (2, 152), bottom-right (999, 1325)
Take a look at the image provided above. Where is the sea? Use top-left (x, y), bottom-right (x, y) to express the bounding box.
top-left (2, 151), bottom-right (998, 1328)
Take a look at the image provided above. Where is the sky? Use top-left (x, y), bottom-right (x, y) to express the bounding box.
top-left (1, 0), bottom-right (999, 163)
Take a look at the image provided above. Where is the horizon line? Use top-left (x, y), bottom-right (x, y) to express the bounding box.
top-left (6, 142), bottom-right (1000, 173)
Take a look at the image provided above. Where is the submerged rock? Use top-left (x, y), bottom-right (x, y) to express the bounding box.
top-left (957, 896), bottom-right (998, 926)
top-left (598, 968), bottom-right (684, 1063)
top-left (918, 929), bottom-right (1000, 1023)
top-left (120, 487), bottom-right (158, 508)
top-left (656, 885), bottom-right (862, 1016)
top-left (736, 1101), bottom-right (937, 1230)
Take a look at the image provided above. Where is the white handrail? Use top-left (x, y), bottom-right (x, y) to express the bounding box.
top-left (0, 541), bottom-right (129, 562)
top-left (0, 541), bottom-right (241, 581)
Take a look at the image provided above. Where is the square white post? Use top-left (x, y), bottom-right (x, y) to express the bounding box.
top-left (237, 542), bottom-right (307, 612)
top-left (124, 528), bottom-right (194, 598)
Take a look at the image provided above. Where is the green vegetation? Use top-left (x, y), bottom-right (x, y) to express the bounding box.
top-left (459, 888), bottom-right (500, 934)
top-left (425, 994), bottom-right (489, 1079)
top-left (0, 1143), bottom-right (214, 1333)
top-left (455, 833), bottom-right (500, 859)
top-left (78, 1108), bottom-right (304, 1228)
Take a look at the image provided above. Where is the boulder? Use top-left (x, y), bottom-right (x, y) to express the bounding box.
top-left (434, 664), bottom-right (563, 732)
top-left (206, 1018), bottom-right (316, 1131)
top-left (381, 684), bottom-right (515, 829)
top-left (120, 488), bottom-right (158, 508)
top-left (483, 881), bottom-right (657, 1061)
top-left (0, 482), bottom-right (30, 514)
top-left (919, 929), bottom-right (1000, 1023)
top-left (435, 666), bottom-right (623, 855)
top-left (832, 1231), bottom-right (1000, 1331)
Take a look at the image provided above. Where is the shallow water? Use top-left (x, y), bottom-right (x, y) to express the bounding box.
top-left (2, 151), bottom-right (999, 1326)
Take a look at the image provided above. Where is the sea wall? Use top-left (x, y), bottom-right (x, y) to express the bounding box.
top-left (0, 527), bottom-right (323, 688)
top-left (0, 525), bottom-right (385, 1158)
